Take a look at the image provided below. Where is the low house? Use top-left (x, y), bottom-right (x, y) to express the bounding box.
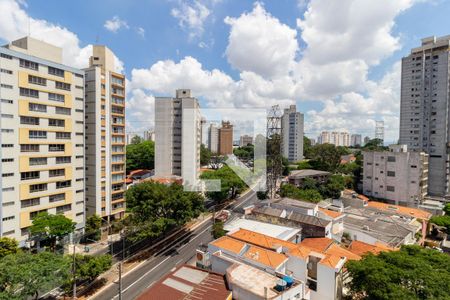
top-left (340, 154), bottom-right (356, 164)
top-left (288, 169), bottom-right (331, 187)
top-left (125, 169), bottom-right (154, 187)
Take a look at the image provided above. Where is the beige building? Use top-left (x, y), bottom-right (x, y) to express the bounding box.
top-left (363, 145), bottom-right (429, 207)
top-left (218, 121), bottom-right (233, 155)
top-left (84, 46), bottom-right (126, 221)
top-left (0, 37), bottom-right (85, 245)
top-left (281, 105), bottom-right (304, 162)
top-left (239, 134), bottom-right (253, 147)
top-left (207, 123), bottom-right (219, 153)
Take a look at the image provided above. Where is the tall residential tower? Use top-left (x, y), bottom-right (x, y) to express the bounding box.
top-left (281, 105), bottom-right (304, 162)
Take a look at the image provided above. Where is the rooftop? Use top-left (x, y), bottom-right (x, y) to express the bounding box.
top-left (276, 197), bottom-right (318, 209)
top-left (137, 265), bottom-right (231, 300)
top-left (223, 218), bottom-right (301, 241)
top-left (318, 207), bottom-right (343, 219)
top-left (347, 240), bottom-right (396, 256)
top-left (229, 228), bottom-right (297, 252)
top-left (300, 238), bottom-right (361, 261)
top-left (243, 245), bottom-right (288, 269)
top-left (289, 169), bottom-right (331, 178)
top-left (367, 201), bottom-right (432, 221)
top-left (210, 236), bottom-right (246, 255)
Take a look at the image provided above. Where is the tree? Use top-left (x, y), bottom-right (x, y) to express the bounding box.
top-left (200, 144), bottom-right (212, 166)
top-left (130, 135), bottom-right (143, 145)
top-left (125, 182), bottom-right (204, 240)
top-left (319, 174), bottom-right (346, 199)
top-left (200, 165), bottom-right (247, 202)
top-left (257, 190), bottom-right (268, 200)
top-left (346, 245), bottom-right (450, 300)
top-left (0, 237), bottom-right (19, 259)
top-left (84, 214), bottom-right (103, 241)
top-left (212, 221), bottom-right (226, 239)
top-left (126, 140), bottom-right (155, 173)
top-left (303, 136), bottom-right (312, 158)
top-left (279, 184), bottom-right (323, 203)
top-left (0, 251), bottom-right (70, 299)
top-left (430, 215), bottom-right (450, 233)
top-left (74, 254), bottom-right (112, 282)
top-left (233, 145), bottom-right (254, 160)
top-left (362, 138), bottom-right (388, 151)
top-left (29, 212), bottom-right (75, 250)
top-left (297, 160), bottom-right (313, 170)
top-left (444, 203), bottom-right (450, 215)
top-left (309, 144), bottom-right (348, 172)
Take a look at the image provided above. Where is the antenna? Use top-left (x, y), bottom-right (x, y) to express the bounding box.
top-left (28, 16), bottom-right (31, 37)
top-left (95, 35), bottom-right (100, 44)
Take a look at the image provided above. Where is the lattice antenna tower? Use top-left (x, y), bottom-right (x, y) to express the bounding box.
top-left (266, 105), bottom-right (283, 199)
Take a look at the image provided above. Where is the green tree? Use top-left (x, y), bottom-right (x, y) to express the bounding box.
top-left (430, 215), bottom-right (450, 233)
top-left (233, 145), bottom-right (254, 160)
top-left (346, 245), bottom-right (450, 300)
top-left (130, 135), bottom-right (143, 145)
top-left (125, 182), bottom-right (204, 240)
top-left (309, 143), bottom-right (348, 172)
top-left (0, 237), bottom-right (19, 259)
top-left (200, 144), bottom-right (212, 166)
top-left (212, 221), bottom-right (226, 239)
top-left (443, 203), bottom-right (450, 215)
top-left (362, 138), bottom-right (388, 151)
top-left (0, 251), bottom-right (70, 300)
top-left (200, 165), bottom-right (247, 202)
top-left (75, 254), bottom-right (112, 282)
top-left (297, 160), bottom-right (313, 170)
top-left (319, 174), bottom-right (346, 199)
top-left (29, 212), bottom-right (75, 250)
top-left (279, 184), bottom-right (323, 203)
top-left (126, 140), bottom-right (155, 172)
top-left (256, 190), bottom-right (268, 200)
top-left (303, 136), bottom-right (312, 158)
top-left (84, 214), bottom-right (103, 241)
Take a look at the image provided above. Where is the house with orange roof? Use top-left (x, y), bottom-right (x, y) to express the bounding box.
top-left (347, 240), bottom-right (396, 257)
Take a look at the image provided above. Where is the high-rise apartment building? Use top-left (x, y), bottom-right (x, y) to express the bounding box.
top-left (239, 134), bottom-right (253, 147)
top-left (84, 46), bottom-right (126, 221)
top-left (143, 130), bottom-right (155, 142)
top-left (207, 123), bottom-right (219, 153)
top-left (218, 121), bottom-right (233, 155)
top-left (0, 37), bottom-right (85, 245)
top-left (351, 134), bottom-right (362, 147)
top-left (281, 105), bottom-right (304, 162)
top-left (399, 35), bottom-right (450, 196)
top-left (155, 89), bottom-right (201, 186)
top-left (330, 131), bottom-right (350, 147)
top-left (319, 131), bottom-right (330, 144)
top-left (363, 145), bottom-right (429, 207)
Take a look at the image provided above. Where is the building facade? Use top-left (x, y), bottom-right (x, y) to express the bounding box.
top-left (84, 45), bottom-right (126, 221)
top-left (239, 134), bottom-right (253, 147)
top-left (207, 123), bottom-right (219, 153)
top-left (362, 145), bottom-right (429, 207)
top-left (351, 134), bottom-right (362, 147)
top-left (155, 89), bottom-right (201, 187)
top-left (143, 130), bottom-right (155, 142)
top-left (218, 121), bottom-right (233, 155)
top-left (281, 105), bottom-right (304, 162)
top-left (0, 37), bottom-right (85, 244)
top-left (399, 35), bottom-right (450, 196)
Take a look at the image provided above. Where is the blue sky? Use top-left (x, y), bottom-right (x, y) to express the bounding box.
top-left (1, 0), bottom-right (450, 143)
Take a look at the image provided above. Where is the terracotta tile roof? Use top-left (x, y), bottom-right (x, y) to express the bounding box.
top-left (326, 244), bottom-right (361, 261)
top-left (347, 240), bottom-right (396, 256)
top-left (243, 245), bottom-right (288, 269)
top-left (210, 236), bottom-right (246, 254)
top-left (299, 237), bottom-right (334, 252)
top-left (129, 169), bottom-right (151, 177)
top-left (288, 246), bottom-right (312, 259)
top-left (318, 207), bottom-right (343, 219)
top-left (319, 254), bottom-right (344, 268)
top-left (367, 201), bottom-right (431, 220)
top-left (229, 228), bottom-right (297, 251)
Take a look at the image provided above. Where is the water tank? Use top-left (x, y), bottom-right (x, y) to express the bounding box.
top-left (274, 279), bottom-right (287, 292)
top-left (283, 275), bottom-right (294, 288)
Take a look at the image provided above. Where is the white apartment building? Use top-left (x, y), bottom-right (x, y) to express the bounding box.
top-left (207, 123), bottom-right (219, 153)
top-left (351, 134), bottom-right (362, 147)
top-left (239, 134), bottom-right (253, 147)
top-left (84, 46), bottom-right (126, 221)
top-left (363, 145), bottom-right (429, 207)
top-left (330, 131), bottom-right (350, 147)
top-left (0, 37), bottom-right (85, 245)
top-left (155, 89), bottom-right (201, 187)
top-left (143, 130), bottom-right (155, 142)
top-left (281, 105), bottom-right (304, 162)
top-left (318, 131), bottom-right (330, 144)
top-left (399, 35), bottom-right (450, 196)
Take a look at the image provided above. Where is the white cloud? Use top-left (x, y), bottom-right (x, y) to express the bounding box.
top-left (136, 27), bottom-right (145, 38)
top-left (104, 16), bottom-right (129, 33)
top-left (224, 2), bottom-right (299, 78)
top-left (126, 89), bottom-right (156, 133)
top-left (171, 0), bottom-right (210, 40)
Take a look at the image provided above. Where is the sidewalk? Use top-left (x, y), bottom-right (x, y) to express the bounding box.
top-left (66, 233), bottom-right (122, 255)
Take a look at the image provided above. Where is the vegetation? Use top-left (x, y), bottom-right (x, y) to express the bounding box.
top-left (0, 251), bottom-right (70, 299)
top-left (212, 221), bottom-right (226, 239)
top-left (84, 214), bottom-right (103, 242)
top-left (233, 144), bottom-right (254, 160)
top-left (346, 245), bottom-right (450, 300)
top-left (126, 140), bottom-right (155, 173)
top-left (125, 181), bottom-right (204, 240)
top-left (29, 212), bottom-right (75, 251)
top-left (256, 190), bottom-right (268, 200)
top-left (361, 138), bottom-right (388, 151)
top-left (73, 254), bottom-right (112, 283)
top-left (308, 143), bottom-right (349, 172)
top-left (303, 136), bottom-right (313, 158)
top-left (280, 184), bottom-right (323, 203)
top-left (200, 165), bottom-right (247, 202)
top-left (0, 238), bottom-right (19, 259)
top-left (430, 204), bottom-right (450, 233)
top-left (200, 144), bottom-right (212, 166)
top-left (297, 160), bottom-right (313, 170)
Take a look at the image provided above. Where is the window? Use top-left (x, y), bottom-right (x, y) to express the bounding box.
top-left (21, 198), bottom-right (40, 208)
top-left (1, 99), bottom-right (13, 104)
top-left (1, 68), bottom-right (12, 74)
top-left (55, 81), bottom-right (70, 91)
top-left (2, 216), bottom-right (15, 221)
top-left (1, 129), bottom-right (13, 133)
top-left (20, 59), bottom-right (38, 70)
top-left (0, 53), bottom-right (12, 59)
top-left (21, 171), bottom-right (40, 180)
top-left (28, 75), bottom-right (47, 86)
top-left (48, 92), bottom-right (65, 102)
top-left (30, 210), bottom-right (47, 220)
top-left (48, 118), bottom-right (65, 127)
top-left (55, 107), bottom-right (71, 115)
top-left (2, 144), bottom-right (13, 148)
top-left (49, 144), bottom-right (65, 152)
top-left (75, 109), bottom-right (83, 113)
top-left (2, 173), bottom-right (14, 177)
top-left (56, 180), bottom-right (71, 189)
top-left (387, 156), bottom-right (396, 162)
top-left (56, 132), bottom-right (71, 139)
top-left (0, 84), bottom-right (12, 89)
top-left (387, 171), bottom-right (395, 177)
top-left (20, 88), bottom-right (39, 98)
top-left (387, 186), bottom-right (395, 192)
top-left (49, 193), bottom-right (65, 202)
top-left (2, 201), bottom-right (14, 207)
top-left (56, 156), bottom-right (71, 164)
top-left (29, 103), bottom-right (47, 112)
top-left (1, 114), bottom-right (13, 118)
top-left (20, 116), bottom-right (39, 125)
top-left (56, 204), bottom-right (71, 214)
top-left (29, 157), bottom-right (47, 166)
top-left (2, 158), bottom-right (13, 162)
top-left (48, 66), bottom-right (64, 77)
top-left (2, 187), bottom-right (14, 192)
top-left (111, 76), bottom-right (124, 85)
top-left (75, 85), bottom-right (83, 90)
top-left (29, 130), bottom-right (47, 139)
top-left (21, 144), bottom-right (39, 152)
top-left (30, 183), bottom-right (47, 193)
top-left (411, 165), bottom-right (417, 169)
top-left (49, 169), bottom-right (65, 177)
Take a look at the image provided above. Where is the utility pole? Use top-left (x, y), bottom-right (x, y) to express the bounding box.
top-left (118, 263), bottom-right (122, 300)
top-left (72, 244), bottom-right (76, 299)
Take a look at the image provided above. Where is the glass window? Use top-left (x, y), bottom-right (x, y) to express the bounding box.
top-left (55, 81), bottom-right (70, 91)
top-left (20, 116), bottom-right (39, 125)
top-left (29, 130), bottom-right (47, 139)
top-left (28, 75), bottom-right (47, 86)
top-left (56, 132), bottom-right (71, 139)
top-left (29, 103), bottom-right (47, 112)
top-left (20, 59), bottom-right (38, 70)
top-left (48, 93), bottom-right (65, 102)
top-left (48, 66), bottom-right (64, 77)
top-left (48, 119), bottom-right (65, 127)
top-left (20, 88), bottom-right (39, 98)
top-left (29, 157), bottom-right (47, 166)
top-left (21, 144), bottom-right (40, 152)
top-left (21, 171), bottom-right (40, 180)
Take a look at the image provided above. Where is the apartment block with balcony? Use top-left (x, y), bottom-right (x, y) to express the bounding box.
top-left (84, 45), bottom-right (126, 221)
top-left (362, 144), bottom-right (429, 207)
top-left (0, 37), bottom-right (85, 245)
top-left (281, 105), bottom-right (304, 162)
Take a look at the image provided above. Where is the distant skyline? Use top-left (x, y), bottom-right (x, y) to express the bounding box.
top-left (2, 0), bottom-right (450, 143)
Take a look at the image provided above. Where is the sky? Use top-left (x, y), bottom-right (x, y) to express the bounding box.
top-left (1, 0), bottom-right (450, 144)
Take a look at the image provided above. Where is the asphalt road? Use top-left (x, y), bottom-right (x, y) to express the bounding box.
top-left (91, 219), bottom-right (213, 300)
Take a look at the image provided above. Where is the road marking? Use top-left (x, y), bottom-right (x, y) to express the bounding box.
top-left (111, 224), bottom-right (212, 299)
top-left (233, 191), bottom-right (256, 209)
